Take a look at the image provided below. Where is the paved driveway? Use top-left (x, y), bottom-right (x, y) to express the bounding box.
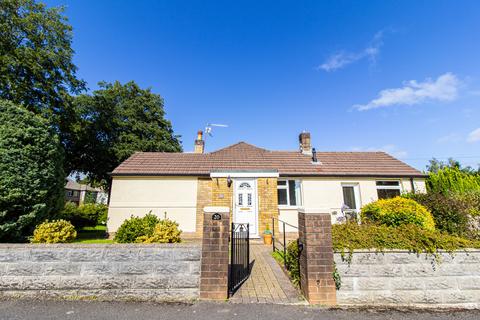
top-left (0, 300), bottom-right (479, 320)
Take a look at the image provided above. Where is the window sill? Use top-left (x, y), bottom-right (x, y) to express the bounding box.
top-left (278, 205), bottom-right (301, 210)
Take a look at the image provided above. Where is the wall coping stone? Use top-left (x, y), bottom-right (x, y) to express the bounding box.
top-left (334, 249), bottom-right (480, 254)
top-left (203, 206), bottom-right (230, 213)
top-left (298, 207), bottom-right (330, 214)
top-left (0, 243), bottom-right (201, 249)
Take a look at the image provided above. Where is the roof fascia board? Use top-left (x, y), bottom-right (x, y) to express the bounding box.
top-left (210, 172), bottom-right (280, 178)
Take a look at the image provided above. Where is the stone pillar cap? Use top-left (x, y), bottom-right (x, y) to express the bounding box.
top-left (298, 207), bottom-right (331, 214)
top-left (203, 206), bottom-right (230, 213)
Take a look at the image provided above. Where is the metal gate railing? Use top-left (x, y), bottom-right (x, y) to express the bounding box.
top-left (272, 217), bottom-right (301, 279)
top-left (228, 223), bottom-right (250, 295)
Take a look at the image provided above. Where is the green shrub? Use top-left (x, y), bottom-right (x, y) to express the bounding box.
top-left (0, 100), bottom-right (65, 242)
top-left (114, 213), bottom-right (160, 243)
top-left (31, 220), bottom-right (77, 243)
top-left (405, 192), bottom-right (470, 237)
top-left (285, 240), bottom-right (301, 286)
top-left (80, 203), bottom-right (108, 225)
top-left (273, 240), bottom-right (341, 289)
top-left (455, 191), bottom-right (480, 217)
top-left (361, 197), bottom-right (435, 231)
top-left (427, 167), bottom-right (480, 195)
top-left (135, 219), bottom-right (182, 243)
top-left (57, 202), bottom-right (108, 228)
top-left (332, 222), bottom-right (480, 259)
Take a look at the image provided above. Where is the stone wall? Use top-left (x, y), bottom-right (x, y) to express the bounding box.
top-left (335, 250), bottom-right (480, 308)
top-left (0, 244), bottom-right (201, 301)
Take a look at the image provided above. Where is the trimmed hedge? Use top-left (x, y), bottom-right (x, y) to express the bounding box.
top-left (332, 223), bottom-right (480, 259)
top-left (361, 197), bottom-right (435, 231)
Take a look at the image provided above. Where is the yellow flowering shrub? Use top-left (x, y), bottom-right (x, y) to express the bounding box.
top-left (135, 219), bottom-right (182, 243)
top-left (31, 219), bottom-right (77, 243)
top-left (361, 197), bottom-right (435, 231)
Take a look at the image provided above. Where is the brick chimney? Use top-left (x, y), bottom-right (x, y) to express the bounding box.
top-left (299, 131), bottom-right (312, 155)
top-left (194, 130), bottom-right (205, 154)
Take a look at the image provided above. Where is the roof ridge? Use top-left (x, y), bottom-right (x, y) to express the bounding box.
top-left (209, 141), bottom-right (268, 154)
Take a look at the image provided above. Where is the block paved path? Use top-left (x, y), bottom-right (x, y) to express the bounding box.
top-left (229, 241), bottom-right (305, 304)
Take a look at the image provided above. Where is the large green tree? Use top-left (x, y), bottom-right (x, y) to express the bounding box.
top-left (63, 81), bottom-right (182, 187)
top-left (0, 100), bottom-right (65, 242)
top-left (0, 0), bottom-right (85, 117)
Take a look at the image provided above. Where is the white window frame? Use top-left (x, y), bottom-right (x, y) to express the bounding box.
top-left (341, 183), bottom-right (361, 212)
top-left (376, 180), bottom-right (402, 199)
top-left (278, 179), bottom-right (302, 207)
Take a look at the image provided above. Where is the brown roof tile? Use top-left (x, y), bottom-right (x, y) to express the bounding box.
top-left (111, 142), bottom-right (425, 177)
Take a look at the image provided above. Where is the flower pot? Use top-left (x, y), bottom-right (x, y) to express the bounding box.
top-left (263, 233), bottom-right (272, 245)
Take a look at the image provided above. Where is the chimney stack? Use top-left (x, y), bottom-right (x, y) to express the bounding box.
top-left (194, 130), bottom-right (205, 154)
top-left (299, 131), bottom-right (312, 155)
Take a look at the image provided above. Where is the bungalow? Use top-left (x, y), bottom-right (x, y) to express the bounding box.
top-left (107, 131), bottom-right (426, 237)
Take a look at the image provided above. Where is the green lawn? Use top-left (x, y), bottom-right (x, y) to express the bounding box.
top-left (74, 225), bottom-right (113, 244)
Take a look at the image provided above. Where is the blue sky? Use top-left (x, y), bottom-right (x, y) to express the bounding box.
top-left (45, 0), bottom-right (480, 170)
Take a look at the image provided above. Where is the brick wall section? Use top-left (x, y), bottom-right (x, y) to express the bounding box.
top-left (0, 244), bottom-right (201, 301)
top-left (257, 178), bottom-right (279, 234)
top-left (195, 179), bottom-right (212, 235)
top-left (298, 210), bottom-right (337, 305)
top-left (335, 250), bottom-right (480, 308)
top-left (211, 178), bottom-right (233, 208)
top-left (199, 209), bottom-right (230, 300)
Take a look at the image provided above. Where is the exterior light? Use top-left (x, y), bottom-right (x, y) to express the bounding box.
top-left (227, 175), bottom-right (232, 188)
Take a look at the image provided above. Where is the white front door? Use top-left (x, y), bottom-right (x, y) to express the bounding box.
top-left (234, 178), bottom-right (258, 237)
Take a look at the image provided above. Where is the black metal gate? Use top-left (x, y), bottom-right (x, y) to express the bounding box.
top-left (228, 223), bottom-right (250, 295)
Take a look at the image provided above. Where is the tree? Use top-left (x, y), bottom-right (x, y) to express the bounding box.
top-left (426, 157), bottom-right (478, 174)
top-left (0, 100), bottom-right (65, 242)
top-left (0, 0), bottom-right (85, 117)
top-left (63, 81), bottom-right (182, 187)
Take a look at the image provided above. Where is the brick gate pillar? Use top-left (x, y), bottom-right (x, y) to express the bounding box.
top-left (199, 206), bottom-right (230, 300)
top-left (298, 208), bottom-right (337, 305)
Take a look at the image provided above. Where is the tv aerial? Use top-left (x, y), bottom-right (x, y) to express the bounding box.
top-left (205, 123), bottom-right (228, 137)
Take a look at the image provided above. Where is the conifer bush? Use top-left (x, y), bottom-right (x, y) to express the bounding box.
top-left (0, 100), bottom-right (65, 242)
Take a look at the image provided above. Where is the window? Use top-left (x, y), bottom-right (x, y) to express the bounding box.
top-left (342, 186), bottom-right (357, 210)
top-left (239, 182), bottom-right (251, 189)
top-left (376, 180), bottom-right (401, 199)
top-left (277, 180), bottom-right (302, 206)
top-left (66, 190), bottom-right (73, 197)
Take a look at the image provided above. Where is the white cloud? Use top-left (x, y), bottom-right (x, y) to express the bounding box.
top-left (437, 133), bottom-right (461, 144)
top-left (318, 31), bottom-right (384, 72)
top-left (467, 128), bottom-right (480, 143)
top-left (351, 144), bottom-right (407, 159)
top-left (354, 73), bottom-right (461, 111)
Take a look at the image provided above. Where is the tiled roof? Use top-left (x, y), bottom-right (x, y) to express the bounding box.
top-left (111, 142), bottom-right (425, 177)
top-left (65, 179), bottom-right (102, 191)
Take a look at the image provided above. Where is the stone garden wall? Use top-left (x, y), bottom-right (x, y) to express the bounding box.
top-left (0, 244), bottom-right (201, 301)
top-left (335, 250), bottom-right (480, 308)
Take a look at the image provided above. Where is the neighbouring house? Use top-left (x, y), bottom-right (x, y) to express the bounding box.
top-left (65, 179), bottom-right (108, 206)
top-left (107, 131), bottom-right (426, 237)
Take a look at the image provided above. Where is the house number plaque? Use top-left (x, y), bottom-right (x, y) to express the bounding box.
top-left (212, 213), bottom-right (222, 220)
